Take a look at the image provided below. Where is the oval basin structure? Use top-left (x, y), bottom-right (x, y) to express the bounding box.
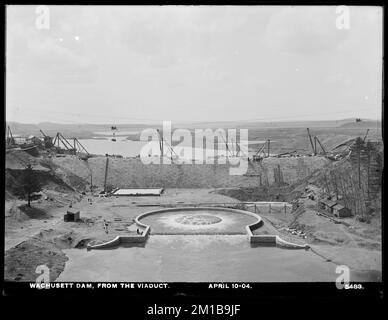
top-left (137, 207), bottom-right (260, 235)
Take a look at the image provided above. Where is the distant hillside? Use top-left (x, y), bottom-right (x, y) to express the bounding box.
top-left (340, 121), bottom-right (381, 128)
top-left (5, 122), bottom-right (153, 139)
top-left (7, 118), bottom-right (381, 133)
top-left (176, 119), bottom-right (369, 129)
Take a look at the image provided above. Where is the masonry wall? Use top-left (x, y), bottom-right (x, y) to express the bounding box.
top-left (52, 156), bottom-right (329, 189)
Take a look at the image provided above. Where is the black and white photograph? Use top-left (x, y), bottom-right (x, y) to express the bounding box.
top-left (3, 4), bottom-right (383, 299)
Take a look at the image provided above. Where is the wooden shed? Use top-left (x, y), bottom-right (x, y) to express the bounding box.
top-left (325, 201), bottom-right (337, 213)
top-left (333, 204), bottom-right (351, 218)
top-left (64, 209), bottom-right (80, 222)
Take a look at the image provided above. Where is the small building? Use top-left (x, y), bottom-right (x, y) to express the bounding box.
top-left (333, 204), bottom-right (352, 218)
top-left (325, 201), bottom-right (337, 213)
top-left (318, 197), bottom-right (351, 217)
top-left (318, 199), bottom-right (331, 210)
top-left (64, 209), bottom-right (80, 222)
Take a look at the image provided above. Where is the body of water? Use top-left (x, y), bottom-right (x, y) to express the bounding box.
top-left (78, 135), bottom-right (262, 159)
top-left (94, 131), bottom-right (140, 136)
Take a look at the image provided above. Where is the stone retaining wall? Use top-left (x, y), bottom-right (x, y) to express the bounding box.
top-left (53, 156), bottom-right (328, 189)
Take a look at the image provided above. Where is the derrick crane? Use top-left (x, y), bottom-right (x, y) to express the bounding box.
top-left (39, 129), bottom-right (54, 148)
top-left (235, 139), bottom-right (241, 157)
top-left (52, 132), bottom-right (88, 155)
top-left (307, 128), bottom-right (316, 155)
top-left (220, 133), bottom-right (234, 157)
top-left (252, 139), bottom-right (270, 161)
top-left (314, 136), bottom-right (327, 155)
top-left (53, 132), bottom-right (75, 151)
top-left (156, 129), bottom-right (178, 160)
top-left (363, 129), bottom-right (370, 142)
top-left (156, 129), bottom-right (164, 156)
top-left (73, 138), bottom-right (89, 155)
top-left (6, 126), bottom-right (15, 147)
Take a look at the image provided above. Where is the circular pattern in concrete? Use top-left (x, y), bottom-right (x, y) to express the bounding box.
top-left (175, 214), bottom-right (222, 225)
top-left (138, 208), bottom-right (259, 234)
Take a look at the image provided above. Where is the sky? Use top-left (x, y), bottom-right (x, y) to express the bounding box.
top-left (6, 5), bottom-right (383, 124)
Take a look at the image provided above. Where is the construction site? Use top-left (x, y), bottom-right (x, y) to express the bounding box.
top-left (4, 120), bottom-right (383, 282)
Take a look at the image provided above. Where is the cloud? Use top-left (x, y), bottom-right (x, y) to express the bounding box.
top-left (7, 6), bottom-right (100, 84)
top-left (264, 7), bottom-right (349, 55)
top-left (324, 73), bottom-right (353, 87)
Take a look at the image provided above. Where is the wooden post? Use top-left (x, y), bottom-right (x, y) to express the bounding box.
top-left (358, 145), bottom-right (361, 189)
top-left (269, 203), bottom-right (271, 213)
top-left (104, 156), bottom-right (109, 193)
top-left (284, 203), bottom-right (286, 214)
top-left (267, 139), bottom-right (270, 157)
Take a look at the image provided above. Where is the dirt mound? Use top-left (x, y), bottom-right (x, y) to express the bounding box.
top-left (41, 158), bottom-right (89, 191)
top-left (4, 237), bottom-right (68, 281)
top-left (18, 204), bottom-right (52, 220)
top-left (6, 150), bottom-right (48, 170)
top-left (6, 151), bottom-right (88, 195)
top-left (6, 169), bottom-right (76, 197)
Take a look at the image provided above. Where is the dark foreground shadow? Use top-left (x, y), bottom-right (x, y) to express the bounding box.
top-left (250, 242), bottom-right (277, 248)
top-left (19, 204), bottom-right (50, 219)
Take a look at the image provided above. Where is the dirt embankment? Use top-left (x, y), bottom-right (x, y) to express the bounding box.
top-left (255, 198), bottom-right (381, 275)
top-left (214, 185), bottom-right (304, 203)
top-left (4, 232), bottom-right (69, 282)
top-left (215, 164), bottom-right (382, 276)
top-left (4, 215), bottom-right (135, 282)
top-left (5, 150), bottom-right (89, 197)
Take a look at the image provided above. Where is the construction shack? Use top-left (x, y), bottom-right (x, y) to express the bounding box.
top-left (319, 198), bottom-right (351, 217)
top-left (318, 199), bottom-right (330, 210)
top-left (325, 200), bottom-right (337, 213)
top-left (333, 204), bottom-right (352, 218)
top-left (64, 209), bottom-right (80, 222)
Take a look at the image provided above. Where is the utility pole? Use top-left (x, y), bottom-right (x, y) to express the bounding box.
top-left (157, 129), bottom-right (164, 157)
top-left (267, 139), bottom-right (270, 157)
top-left (307, 128), bottom-right (315, 155)
top-left (104, 156), bottom-right (109, 193)
top-left (366, 142), bottom-right (371, 200)
top-left (358, 142), bottom-right (361, 189)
